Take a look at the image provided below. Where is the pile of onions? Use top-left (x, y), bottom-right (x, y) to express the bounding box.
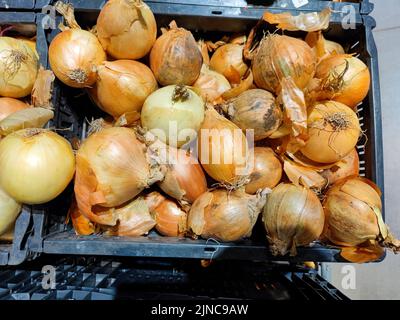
top-left (150, 21), bottom-right (203, 86)
top-left (96, 0), bottom-right (157, 60)
top-left (0, 129), bottom-right (75, 204)
top-left (157, 146), bottom-right (207, 204)
top-left (49, 2), bottom-right (106, 88)
top-left (262, 183), bottom-right (325, 256)
top-left (245, 147), bottom-right (282, 194)
top-left (314, 54), bottom-right (370, 108)
top-left (0, 185), bottom-right (21, 237)
top-left (188, 188), bottom-right (267, 242)
top-left (252, 35), bottom-right (316, 94)
top-left (0, 37), bottom-right (38, 98)
top-left (198, 107), bottom-right (249, 185)
top-left (193, 64), bottom-right (231, 103)
top-left (321, 148), bottom-right (359, 185)
top-left (141, 85), bottom-right (205, 147)
top-left (75, 127), bottom-right (163, 226)
top-left (0, 98), bottom-right (29, 121)
top-left (89, 60), bottom-right (157, 119)
top-left (221, 89), bottom-right (282, 141)
top-left (301, 101), bottom-right (361, 163)
top-left (209, 43), bottom-right (248, 84)
top-left (323, 177), bottom-right (400, 252)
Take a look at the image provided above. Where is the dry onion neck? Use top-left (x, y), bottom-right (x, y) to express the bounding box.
top-left (3, 50), bottom-right (28, 81)
top-left (322, 59), bottom-right (349, 93)
top-left (68, 68), bottom-right (88, 84)
top-left (172, 85), bottom-right (190, 103)
top-left (324, 112), bottom-right (351, 131)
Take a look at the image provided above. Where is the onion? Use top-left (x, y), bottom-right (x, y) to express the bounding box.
top-left (150, 21), bottom-right (202, 86)
top-left (301, 101), bottom-right (361, 163)
top-left (16, 37), bottom-right (38, 58)
top-left (0, 129), bottom-right (75, 204)
top-left (157, 146), bottom-right (207, 204)
top-left (262, 183), bottom-right (325, 256)
top-left (252, 35), bottom-right (316, 94)
top-left (188, 188), bottom-right (267, 242)
top-left (0, 37), bottom-right (38, 98)
top-left (305, 32), bottom-right (345, 60)
top-left (321, 148), bottom-right (359, 185)
top-left (89, 60), bottom-right (157, 119)
top-left (323, 177), bottom-right (400, 252)
top-left (74, 127), bottom-right (163, 226)
top-left (315, 54), bottom-right (370, 108)
top-left (96, 0), bottom-right (157, 59)
top-left (0, 185), bottom-right (21, 236)
top-left (221, 89), bottom-right (282, 141)
top-left (198, 107), bottom-right (249, 185)
top-left (246, 147), bottom-right (282, 194)
top-left (0, 97), bottom-right (29, 121)
top-left (193, 64), bottom-right (231, 103)
top-left (69, 198), bottom-right (96, 236)
top-left (141, 85), bottom-right (205, 147)
top-left (209, 44), bottom-right (248, 84)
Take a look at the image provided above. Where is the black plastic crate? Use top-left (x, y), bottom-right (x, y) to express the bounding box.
top-left (0, 0), bottom-right (52, 10)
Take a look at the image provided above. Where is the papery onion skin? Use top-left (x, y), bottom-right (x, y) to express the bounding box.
top-left (0, 98), bottom-right (29, 121)
top-left (301, 101), bottom-right (361, 163)
top-left (96, 0), bottom-right (157, 60)
top-left (141, 85), bottom-right (205, 147)
top-left (0, 129), bottom-right (75, 204)
top-left (49, 29), bottom-right (106, 88)
top-left (315, 54), bottom-right (370, 108)
top-left (245, 147), bottom-right (282, 194)
top-left (193, 65), bottom-right (231, 103)
top-left (209, 44), bottom-right (248, 83)
top-left (69, 198), bottom-right (96, 236)
top-left (321, 148), bottom-right (359, 185)
top-left (252, 35), bottom-right (316, 94)
top-left (198, 107), bottom-right (249, 184)
top-left (89, 60), bottom-right (157, 119)
top-left (262, 183), bottom-right (325, 256)
top-left (223, 89), bottom-right (282, 140)
top-left (150, 24), bottom-right (202, 86)
top-left (0, 185), bottom-right (21, 236)
top-left (0, 37), bottom-right (38, 98)
top-left (152, 198), bottom-right (188, 237)
top-left (323, 177), bottom-right (382, 247)
top-left (188, 188), bottom-right (267, 242)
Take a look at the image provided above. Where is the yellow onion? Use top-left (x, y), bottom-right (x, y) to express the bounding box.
top-left (150, 21), bottom-right (202, 86)
top-left (262, 183), bottom-right (325, 256)
top-left (198, 107), bottom-right (249, 185)
top-left (0, 129), bottom-right (75, 204)
top-left (193, 64), bottom-right (231, 103)
top-left (157, 146), bottom-right (207, 204)
top-left (315, 54), bottom-right (370, 108)
top-left (252, 35), bottom-right (316, 94)
top-left (69, 198), bottom-right (96, 236)
top-left (209, 43), bottom-right (248, 84)
top-left (141, 85), bottom-right (205, 147)
top-left (0, 97), bottom-right (29, 121)
top-left (16, 37), bottom-right (38, 58)
top-left (221, 89), bottom-right (282, 140)
top-left (245, 147), bottom-right (282, 194)
top-left (188, 188), bottom-right (267, 242)
top-left (89, 60), bottom-right (157, 119)
top-left (321, 148), bottom-right (359, 185)
top-left (323, 177), bottom-right (400, 252)
top-left (0, 37), bottom-right (38, 98)
top-left (96, 0), bottom-right (157, 59)
top-left (301, 101), bottom-right (361, 163)
top-left (0, 185), bottom-right (21, 236)
top-left (305, 32), bottom-right (345, 60)
top-left (74, 127), bottom-right (163, 226)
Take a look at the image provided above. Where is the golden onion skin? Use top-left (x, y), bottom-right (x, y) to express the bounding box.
top-left (0, 98), bottom-right (29, 122)
top-left (321, 148), bottom-right (359, 185)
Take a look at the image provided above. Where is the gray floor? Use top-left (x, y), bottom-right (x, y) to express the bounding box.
top-left (326, 0), bottom-right (400, 300)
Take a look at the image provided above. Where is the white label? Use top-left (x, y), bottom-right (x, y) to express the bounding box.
top-left (292, 0), bottom-right (309, 8)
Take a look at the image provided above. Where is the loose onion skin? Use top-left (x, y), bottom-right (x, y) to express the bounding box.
top-left (262, 183), bottom-right (325, 256)
top-left (0, 37), bottom-right (38, 98)
top-left (69, 198), bottom-right (96, 236)
top-left (252, 35), bottom-right (316, 94)
top-left (150, 22), bottom-right (202, 86)
top-left (49, 29), bottom-right (106, 88)
top-left (0, 185), bottom-right (21, 237)
top-left (96, 0), bottom-right (157, 60)
top-left (321, 148), bottom-right (359, 185)
top-left (0, 129), bottom-right (75, 204)
top-left (315, 54), bottom-right (370, 108)
top-left (245, 147), bottom-right (282, 194)
top-left (222, 89), bottom-right (282, 140)
top-left (0, 98), bottom-right (29, 122)
top-left (188, 188), bottom-right (267, 242)
top-left (89, 60), bottom-right (157, 119)
top-left (301, 101), bottom-right (361, 163)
